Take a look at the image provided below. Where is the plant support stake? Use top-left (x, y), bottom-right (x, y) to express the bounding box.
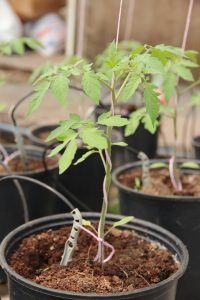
top-left (60, 208), bottom-right (82, 266)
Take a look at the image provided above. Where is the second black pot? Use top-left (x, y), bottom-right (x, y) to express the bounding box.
top-left (0, 213), bottom-right (188, 300)
top-left (192, 136), bottom-right (200, 159)
top-left (112, 159), bottom-right (200, 300)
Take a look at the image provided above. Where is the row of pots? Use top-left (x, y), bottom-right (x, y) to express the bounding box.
top-left (0, 122), bottom-right (200, 299)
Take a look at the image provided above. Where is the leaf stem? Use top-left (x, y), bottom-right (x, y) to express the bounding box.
top-left (116, 72), bottom-right (131, 100)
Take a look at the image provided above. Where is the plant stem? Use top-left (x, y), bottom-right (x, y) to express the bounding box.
top-left (181, 77), bottom-right (200, 94)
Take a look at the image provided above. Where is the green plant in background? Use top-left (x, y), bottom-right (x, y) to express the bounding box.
top-left (28, 41), bottom-right (196, 265)
top-left (0, 37), bottom-right (41, 169)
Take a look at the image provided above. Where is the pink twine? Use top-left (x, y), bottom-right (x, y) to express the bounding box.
top-left (0, 144), bottom-right (8, 159)
top-left (78, 224), bottom-right (115, 264)
top-left (4, 151), bottom-right (20, 165)
top-left (181, 0), bottom-right (194, 51)
top-left (124, 0), bottom-right (136, 40)
top-left (115, 0), bottom-right (124, 49)
top-left (77, 0), bottom-right (86, 57)
top-left (169, 157), bottom-right (182, 191)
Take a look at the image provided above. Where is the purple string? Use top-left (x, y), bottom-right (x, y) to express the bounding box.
top-left (78, 224), bottom-right (115, 264)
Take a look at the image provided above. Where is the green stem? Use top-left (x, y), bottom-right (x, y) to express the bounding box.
top-left (181, 77), bottom-right (200, 94)
top-left (116, 72), bottom-right (131, 100)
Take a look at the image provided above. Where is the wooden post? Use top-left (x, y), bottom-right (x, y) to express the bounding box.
top-left (66, 0), bottom-right (78, 57)
top-left (77, 0), bottom-right (86, 57)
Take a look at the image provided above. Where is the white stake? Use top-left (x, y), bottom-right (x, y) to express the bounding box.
top-left (66, 0), bottom-right (78, 57)
top-left (77, 0), bottom-right (86, 57)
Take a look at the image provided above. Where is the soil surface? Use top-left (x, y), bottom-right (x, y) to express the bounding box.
top-left (9, 225), bottom-right (178, 294)
top-left (0, 157), bottom-right (58, 174)
top-left (119, 167), bottom-right (200, 196)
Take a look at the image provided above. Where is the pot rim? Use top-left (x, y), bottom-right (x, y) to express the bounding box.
top-left (0, 144), bottom-right (59, 176)
top-left (112, 158), bottom-right (200, 202)
top-left (0, 212), bottom-right (188, 299)
top-left (28, 124), bottom-right (58, 146)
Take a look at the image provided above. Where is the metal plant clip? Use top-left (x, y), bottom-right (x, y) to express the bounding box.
top-left (60, 208), bottom-right (82, 266)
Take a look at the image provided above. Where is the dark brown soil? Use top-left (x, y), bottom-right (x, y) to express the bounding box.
top-left (119, 167), bottom-right (200, 196)
top-left (0, 157), bottom-right (58, 174)
top-left (9, 225), bottom-right (178, 294)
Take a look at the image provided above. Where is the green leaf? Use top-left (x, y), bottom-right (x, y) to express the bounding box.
top-left (113, 216), bottom-right (134, 228)
top-left (12, 39), bottom-right (25, 55)
top-left (98, 114), bottom-right (128, 127)
top-left (179, 59), bottom-right (199, 68)
top-left (144, 83), bottom-right (159, 125)
top-left (125, 118), bottom-right (139, 136)
top-left (48, 130), bottom-right (78, 156)
top-left (59, 139), bottom-right (78, 174)
top-left (149, 162), bottom-right (168, 169)
top-left (28, 81), bottom-right (50, 116)
top-left (0, 103), bottom-right (5, 112)
top-left (180, 161), bottom-right (199, 169)
top-left (82, 219), bottom-right (92, 226)
top-left (51, 74), bottom-right (69, 105)
top-left (82, 71), bottom-right (101, 104)
top-left (46, 116), bottom-right (80, 142)
top-left (23, 37), bottom-right (41, 50)
top-left (144, 56), bottom-right (164, 74)
top-left (125, 107), bottom-right (146, 136)
top-left (74, 150), bottom-right (97, 165)
top-left (142, 114), bottom-right (159, 134)
top-left (80, 127), bottom-right (107, 150)
top-left (174, 64), bottom-right (194, 81)
top-left (190, 92), bottom-right (200, 106)
top-left (162, 72), bottom-right (177, 102)
top-left (134, 177), bottom-right (141, 190)
top-left (112, 142), bottom-right (127, 147)
top-left (121, 74), bottom-right (142, 101)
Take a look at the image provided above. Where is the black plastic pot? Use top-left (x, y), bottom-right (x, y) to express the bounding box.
top-left (28, 124), bottom-right (57, 147)
top-left (0, 145), bottom-right (61, 282)
top-left (0, 213), bottom-right (188, 300)
top-left (95, 106), bottom-right (159, 159)
top-left (112, 159), bottom-right (200, 300)
top-left (192, 136), bottom-right (200, 159)
top-left (28, 124), bottom-right (105, 212)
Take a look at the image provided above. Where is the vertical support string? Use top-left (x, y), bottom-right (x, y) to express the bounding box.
top-left (124, 0), bottom-right (136, 40)
top-left (181, 0), bottom-right (194, 50)
top-left (77, 0), bottom-right (86, 57)
top-left (115, 0), bottom-right (124, 48)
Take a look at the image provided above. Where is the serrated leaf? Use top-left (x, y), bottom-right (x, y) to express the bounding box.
top-left (174, 64), bottom-right (194, 81)
top-left (80, 127), bottom-right (107, 149)
top-left (46, 117), bottom-right (80, 142)
top-left (181, 161), bottom-right (199, 169)
top-left (51, 74), bottom-right (69, 105)
top-left (48, 130), bottom-right (78, 156)
top-left (179, 59), bottom-right (199, 68)
top-left (23, 37), bottom-right (41, 50)
top-left (121, 74), bottom-right (141, 101)
top-left (149, 162), bottom-right (168, 169)
top-left (28, 81), bottom-right (50, 116)
top-left (82, 219), bottom-right (92, 226)
top-left (144, 83), bottom-right (159, 125)
top-left (59, 139), bottom-right (78, 174)
top-left (162, 72), bottom-right (177, 102)
top-left (12, 39), bottom-right (25, 55)
top-left (190, 92), bottom-right (200, 106)
top-left (113, 216), bottom-right (134, 228)
top-left (142, 114), bottom-right (159, 134)
top-left (98, 111), bottom-right (112, 122)
top-left (112, 142), bottom-right (127, 147)
top-left (74, 150), bottom-right (97, 165)
top-left (98, 114), bottom-right (128, 127)
top-left (144, 56), bottom-right (164, 74)
top-left (82, 72), bottom-right (101, 104)
top-left (125, 118), bottom-right (139, 136)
